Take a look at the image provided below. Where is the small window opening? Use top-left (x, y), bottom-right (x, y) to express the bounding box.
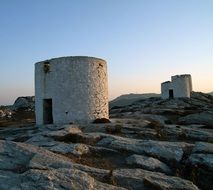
top-left (43, 61), bottom-right (50, 73)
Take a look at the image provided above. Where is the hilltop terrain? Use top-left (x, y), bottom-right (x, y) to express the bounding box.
top-left (209, 91), bottom-right (213, 96)
top-left (0, 92), bottom-right (213, 190)
top-left (109, 93), bottom-right (160, 108)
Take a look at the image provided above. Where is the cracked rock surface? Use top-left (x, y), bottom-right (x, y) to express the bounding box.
top-left (0, 92), bottom-right (213, 190)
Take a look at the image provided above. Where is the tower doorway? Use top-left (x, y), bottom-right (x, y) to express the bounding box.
top-left (169, 89), bottom-right (174, 99)
top-left (43, 99), bottom-right (53, 124)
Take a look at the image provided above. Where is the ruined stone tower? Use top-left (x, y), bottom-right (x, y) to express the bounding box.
top-left (161, 74), bottom-right (192, 99)
top-left (35, 56), bottom-right (108, 125)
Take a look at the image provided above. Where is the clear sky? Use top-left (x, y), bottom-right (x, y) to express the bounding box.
top-left (0, 0), bottom-right (213, 105)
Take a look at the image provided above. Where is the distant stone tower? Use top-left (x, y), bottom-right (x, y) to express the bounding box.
top-left (161, 74), bottom-right (192, 99)
top-left (35, 56), bottom-right (109, 125)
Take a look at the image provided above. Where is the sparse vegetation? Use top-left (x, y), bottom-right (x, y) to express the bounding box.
top-left (93, 118), bottom-right (111, 123)
top-left (105, 124), bottom-right (122, 134)
top-left (66, 153), bottom-right (115, 170)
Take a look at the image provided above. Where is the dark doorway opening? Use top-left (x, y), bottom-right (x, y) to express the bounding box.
top-left (169, 89), bottom-right (174, 99)
top-left (43, 99), bottom-right (53, 124)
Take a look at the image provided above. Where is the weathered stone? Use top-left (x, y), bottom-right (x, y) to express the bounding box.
top-left (0, 171), bottom-right (21, 190)
top-left (140, 114), bottom-right (168, 125)
top-left (97, 135), bottom-right (192, 163)
top-left (49, 143), bottom-right (89, 156)
top-left (160, 125), bottom-right (213, 142)
top-left (126, 154), bottom-right (172, 174)
top-left (46, 125), bottom-right (82, 139)
top-left (186, 128), bottom-right (213, 142)
top-left (12, 96), bottom-right (35, 110)
top-left (1, 91), bottom-right (213, 190)
top-left (0, 140), bottom-right (110, 182)
top-left (21, 168), bottom-right (125, 190)
top-left (138, 129), bottom-right (158, 139)
top-left (188, 153), bottom-right (213, 169)
top-left (0, 168), bottom-right (125, 190)
top-left (0, 125), bottom-right (36, 141)
top-left (54, 125), bottom-right (82, 133)
top-left (113, 169), bottom-right (199, 190)
top-left (26, 135), bottom-right (56, 147)
top-left (179, 112), bottom-right (213, 125)
top-left (187, 153), bottom-right (213, 190)
top-left (192, 142), bottom-right (213, 154)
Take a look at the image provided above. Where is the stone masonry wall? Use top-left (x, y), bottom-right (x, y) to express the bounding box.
top-left (161, 81), bottom-right (172, 99)
top-left (35, 56), bottom-right (108, 125)
top-left (161, 74), bottom-right (192, 99)
top-left (172, 75), bottom-right (191, 98)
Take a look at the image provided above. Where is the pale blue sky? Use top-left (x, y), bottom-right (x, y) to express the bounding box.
top-left (0, 0), bottom-right (213, 105)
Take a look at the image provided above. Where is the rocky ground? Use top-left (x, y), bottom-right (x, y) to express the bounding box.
top-left (0, 92), bottom-right (213, 190)
top-left (0, 96), bottom-right (35, 128)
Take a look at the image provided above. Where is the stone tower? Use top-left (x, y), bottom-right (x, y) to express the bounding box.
top-left (161, 74), bottom-right (192, 99)
top-left (35, 56), bottom-right (108, 125)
